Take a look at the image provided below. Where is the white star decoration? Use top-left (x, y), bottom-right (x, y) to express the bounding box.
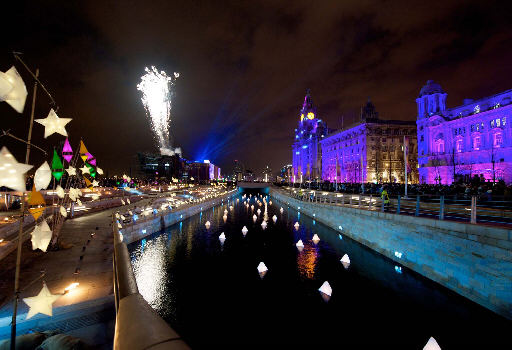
top-left (56, 185), bottom-right (65, 198)
top-left (65, 166), bottom-right (76, 176)
top-left (31, 220), bottom-right (52, 252)
top-left (68, 188), bottom-right (81, 202)
top-left (35, 109), bottom-right (71, 138)
top-left (0, 66), bottom-right (28, 113)
top-left (97, 167), bottom-right (104, 175)
top-left (59, 206), bottom-right (67, 217)
top-left (0, 147), bottom-right (32, 192)
top-left (80, 165), bottom-right (90, 175)
top-left (23, 283), bottom-right (61, 319)
top-left (92, 180), bottom-right (99, 187)
top-left (34, 161), bottom-right (52, 191)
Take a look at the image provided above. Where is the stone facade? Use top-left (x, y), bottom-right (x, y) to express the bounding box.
top-left (417, 81), bottom-right (512, 184)
top-left (320, 99), bottom-right (418, 183)
top-left (291, 90), bottom-right (329, 182)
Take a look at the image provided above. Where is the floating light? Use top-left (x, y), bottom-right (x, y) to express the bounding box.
top-left (56, 185), bottom-right (65, 198)
top-left (252, 214), bottom-right (257, 222)
top-left (205, 221), bottom-right (210, 228)
top-left (257, 262), bottom-right (268, 278)
top-left (294, 222), bottom-right (299, 230)
top-left (280, 207), bottom-right (284, 213)
top-left (340, 254), bottom-right (350, 269)
top-left (219, 232), bottom-right (226, 244)
top-left (318, 281), bottom-right (332, 301)
top-left (296, 239), bottom-right (304, 251)
top-left (312, 234), bottom-right (320, 244)
top-left (33, 162), bottom-right (52, 191)
top-left (423, 337), bottom-right (441, 350)
top-left (223, 215), bottom-right (227, 222)
top-left (242, 226), bottom-right (248, 236)
top-left (272, 215), bottom-right (277, 222)
top-left (261, 221), bottom-right (267, 229)
top-left (257, 208), bottom-right (261, 215)
top-left (60, 206), bottom-right (67, 217)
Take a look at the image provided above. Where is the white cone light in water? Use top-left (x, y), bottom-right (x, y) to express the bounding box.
top-left (272, 215), bottom-right (277, 222)
top-left (224, 209), bottom-right (228, 214)
top-left (261, 221), bottom-right (267, 229)
top-left (294, 222), bottom-right (299, 230)
top-left (423, 337), bottom-right (441, 350)
top-left (312, 234), bottom-right (320, 244)
top-left (341, 254), bottom-right (351, 269)
top-left (257, 262), bottom-right (268, 278)
top-left (296, 239), bottom-right (304, 251)
top-left (242, 226), bottom-right (248, 236)
top-left (205, 221), bottom-right (210, 228)
top-left (219, 232), bottom-right (226, 244)
top-left (223, 215), bottom-right (227, 222)
top-left (257, 208), bottom-right (261, 215)
top-left (318, 281), bottom-right (332, 302)
top-left (269, 201), bottom-right (272, 205)
top-left (252, 214), bottom-right (257, 222)
top-left (280, 207), bottom-right (284, 213)
top-left (251, 205), bottom-right (254, 210)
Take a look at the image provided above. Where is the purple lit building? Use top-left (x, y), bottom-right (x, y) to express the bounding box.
top-left (416, 80), bottom-right (512, 184)
top-left (291, 90), bottom-right (329, 182)
top-left (321, 99), bottom-right (417, 183)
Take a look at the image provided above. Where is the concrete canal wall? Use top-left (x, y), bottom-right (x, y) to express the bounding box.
top-left (120, 191), bottom-right (237, 245)
top-left (270, 188), bottom-right (512, 319)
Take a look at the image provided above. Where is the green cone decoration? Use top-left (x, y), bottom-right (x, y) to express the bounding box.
top-left (51, 150), bottom-right (64, 181)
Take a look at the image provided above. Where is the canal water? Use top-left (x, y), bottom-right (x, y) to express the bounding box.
top-left (128, 193), bottom-right (510, 348)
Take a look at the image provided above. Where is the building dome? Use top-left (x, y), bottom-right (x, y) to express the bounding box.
top-left (419, 80), bottom-right (444, 97)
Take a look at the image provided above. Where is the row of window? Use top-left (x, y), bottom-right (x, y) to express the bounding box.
top-left (490, 117), bottom-right (507, 128)
top-left (433, 132), bottom-right (504, 153)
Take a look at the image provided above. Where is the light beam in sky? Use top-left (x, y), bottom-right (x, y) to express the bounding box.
top-left (137, 66), bottom-right (180, 156)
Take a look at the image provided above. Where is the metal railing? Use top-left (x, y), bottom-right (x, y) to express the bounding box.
top-left (278, 187), bottom-right (512, 227)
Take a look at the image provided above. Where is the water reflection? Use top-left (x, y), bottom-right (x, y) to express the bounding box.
top-left (297, 242), bottom-right (318, 279)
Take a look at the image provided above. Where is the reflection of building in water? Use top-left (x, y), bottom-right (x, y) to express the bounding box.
top-left (297, 243), bottom-right (319, 279)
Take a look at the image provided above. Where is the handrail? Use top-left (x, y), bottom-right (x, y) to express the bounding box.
top-left (277, 186), bottom-right (512, 227)
top-left (112, 213), bottom-right (189, 349)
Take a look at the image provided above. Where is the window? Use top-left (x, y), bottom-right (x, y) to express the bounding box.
top-left (456, 139), bottom-right (463, 153)
top-left (473, 136), bottom-right (481, 150)
top-left (437, 140), bottom-right (444, 153)
top-left (494, 132), bottom-right (503, 147)
top-left (420, 135), bottom-right (424, 141)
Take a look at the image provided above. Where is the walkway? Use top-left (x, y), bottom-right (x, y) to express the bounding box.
top-left (0, 196), bottom-right (154, 348)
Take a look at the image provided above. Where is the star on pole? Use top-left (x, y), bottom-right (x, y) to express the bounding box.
top-left (65, 166), bottom-right (76, 176)
top-left (80, 165), bottom-right (90, 175)
top-left (31, 220), bottom-right (52, 252)
top-left (23, 283), bottom-right (61, 319)
top-left (92, 180), bottom-right (99, 187)
top-left (35, 109), bottom-right (72, 138)
top-left (0, 147), bottom-right (32, 192)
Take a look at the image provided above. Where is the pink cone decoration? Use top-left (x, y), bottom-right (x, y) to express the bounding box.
top-left (62, 138), bottom-right (73, 162)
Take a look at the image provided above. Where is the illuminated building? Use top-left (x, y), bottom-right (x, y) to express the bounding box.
top-left (188, 160), bottom-right (221, 181)
top-left (291, 90), bottom-right (329, 182)
top-left (320, 99), bottom-right (418, 183)
top-left (416, 80), bottom-right (512, 184)
top-left (233, 160), bottom-right (244, 181)
top-left (137, 152), bottom-right (186, 180)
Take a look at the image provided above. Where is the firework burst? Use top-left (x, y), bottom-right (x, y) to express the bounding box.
top-left (137, 66), bottom-right (180, 155)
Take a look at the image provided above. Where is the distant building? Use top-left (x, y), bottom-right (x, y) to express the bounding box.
top-left (279, 164), bottom-right (293, 182)
top-left (320, 99), bottom-right (418, 183)
top-left (262, 165), bottom-right (272, 182)
top-left (416, 81), bottom-right (512, 184)
top-left (188, 160), bottom-right (221, 182)
top-left (233, 160), bottom-right (244, 181)
top-left (137, 153), bottom-right (186, 180)
top-left (292, 90), bottom-right (329, 182)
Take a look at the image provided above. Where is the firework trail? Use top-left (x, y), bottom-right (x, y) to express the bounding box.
top-left (137, 66), bottom-right (180, 155)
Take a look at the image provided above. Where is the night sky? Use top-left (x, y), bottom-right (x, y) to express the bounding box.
top-left (2, 0), bottom-right (512, 176)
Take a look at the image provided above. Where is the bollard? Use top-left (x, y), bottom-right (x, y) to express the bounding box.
top-left (439, 196), bottom-right (445, 220)
top-left (415, 195), bottom-right (420, 216)
top-left (471, 196), bottom-right (477, 224)
top-left (397, 196), bottom-right (401, 214)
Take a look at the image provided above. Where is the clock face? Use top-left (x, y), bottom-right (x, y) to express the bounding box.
top-left (307, 112), bottom-right (315, 120)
